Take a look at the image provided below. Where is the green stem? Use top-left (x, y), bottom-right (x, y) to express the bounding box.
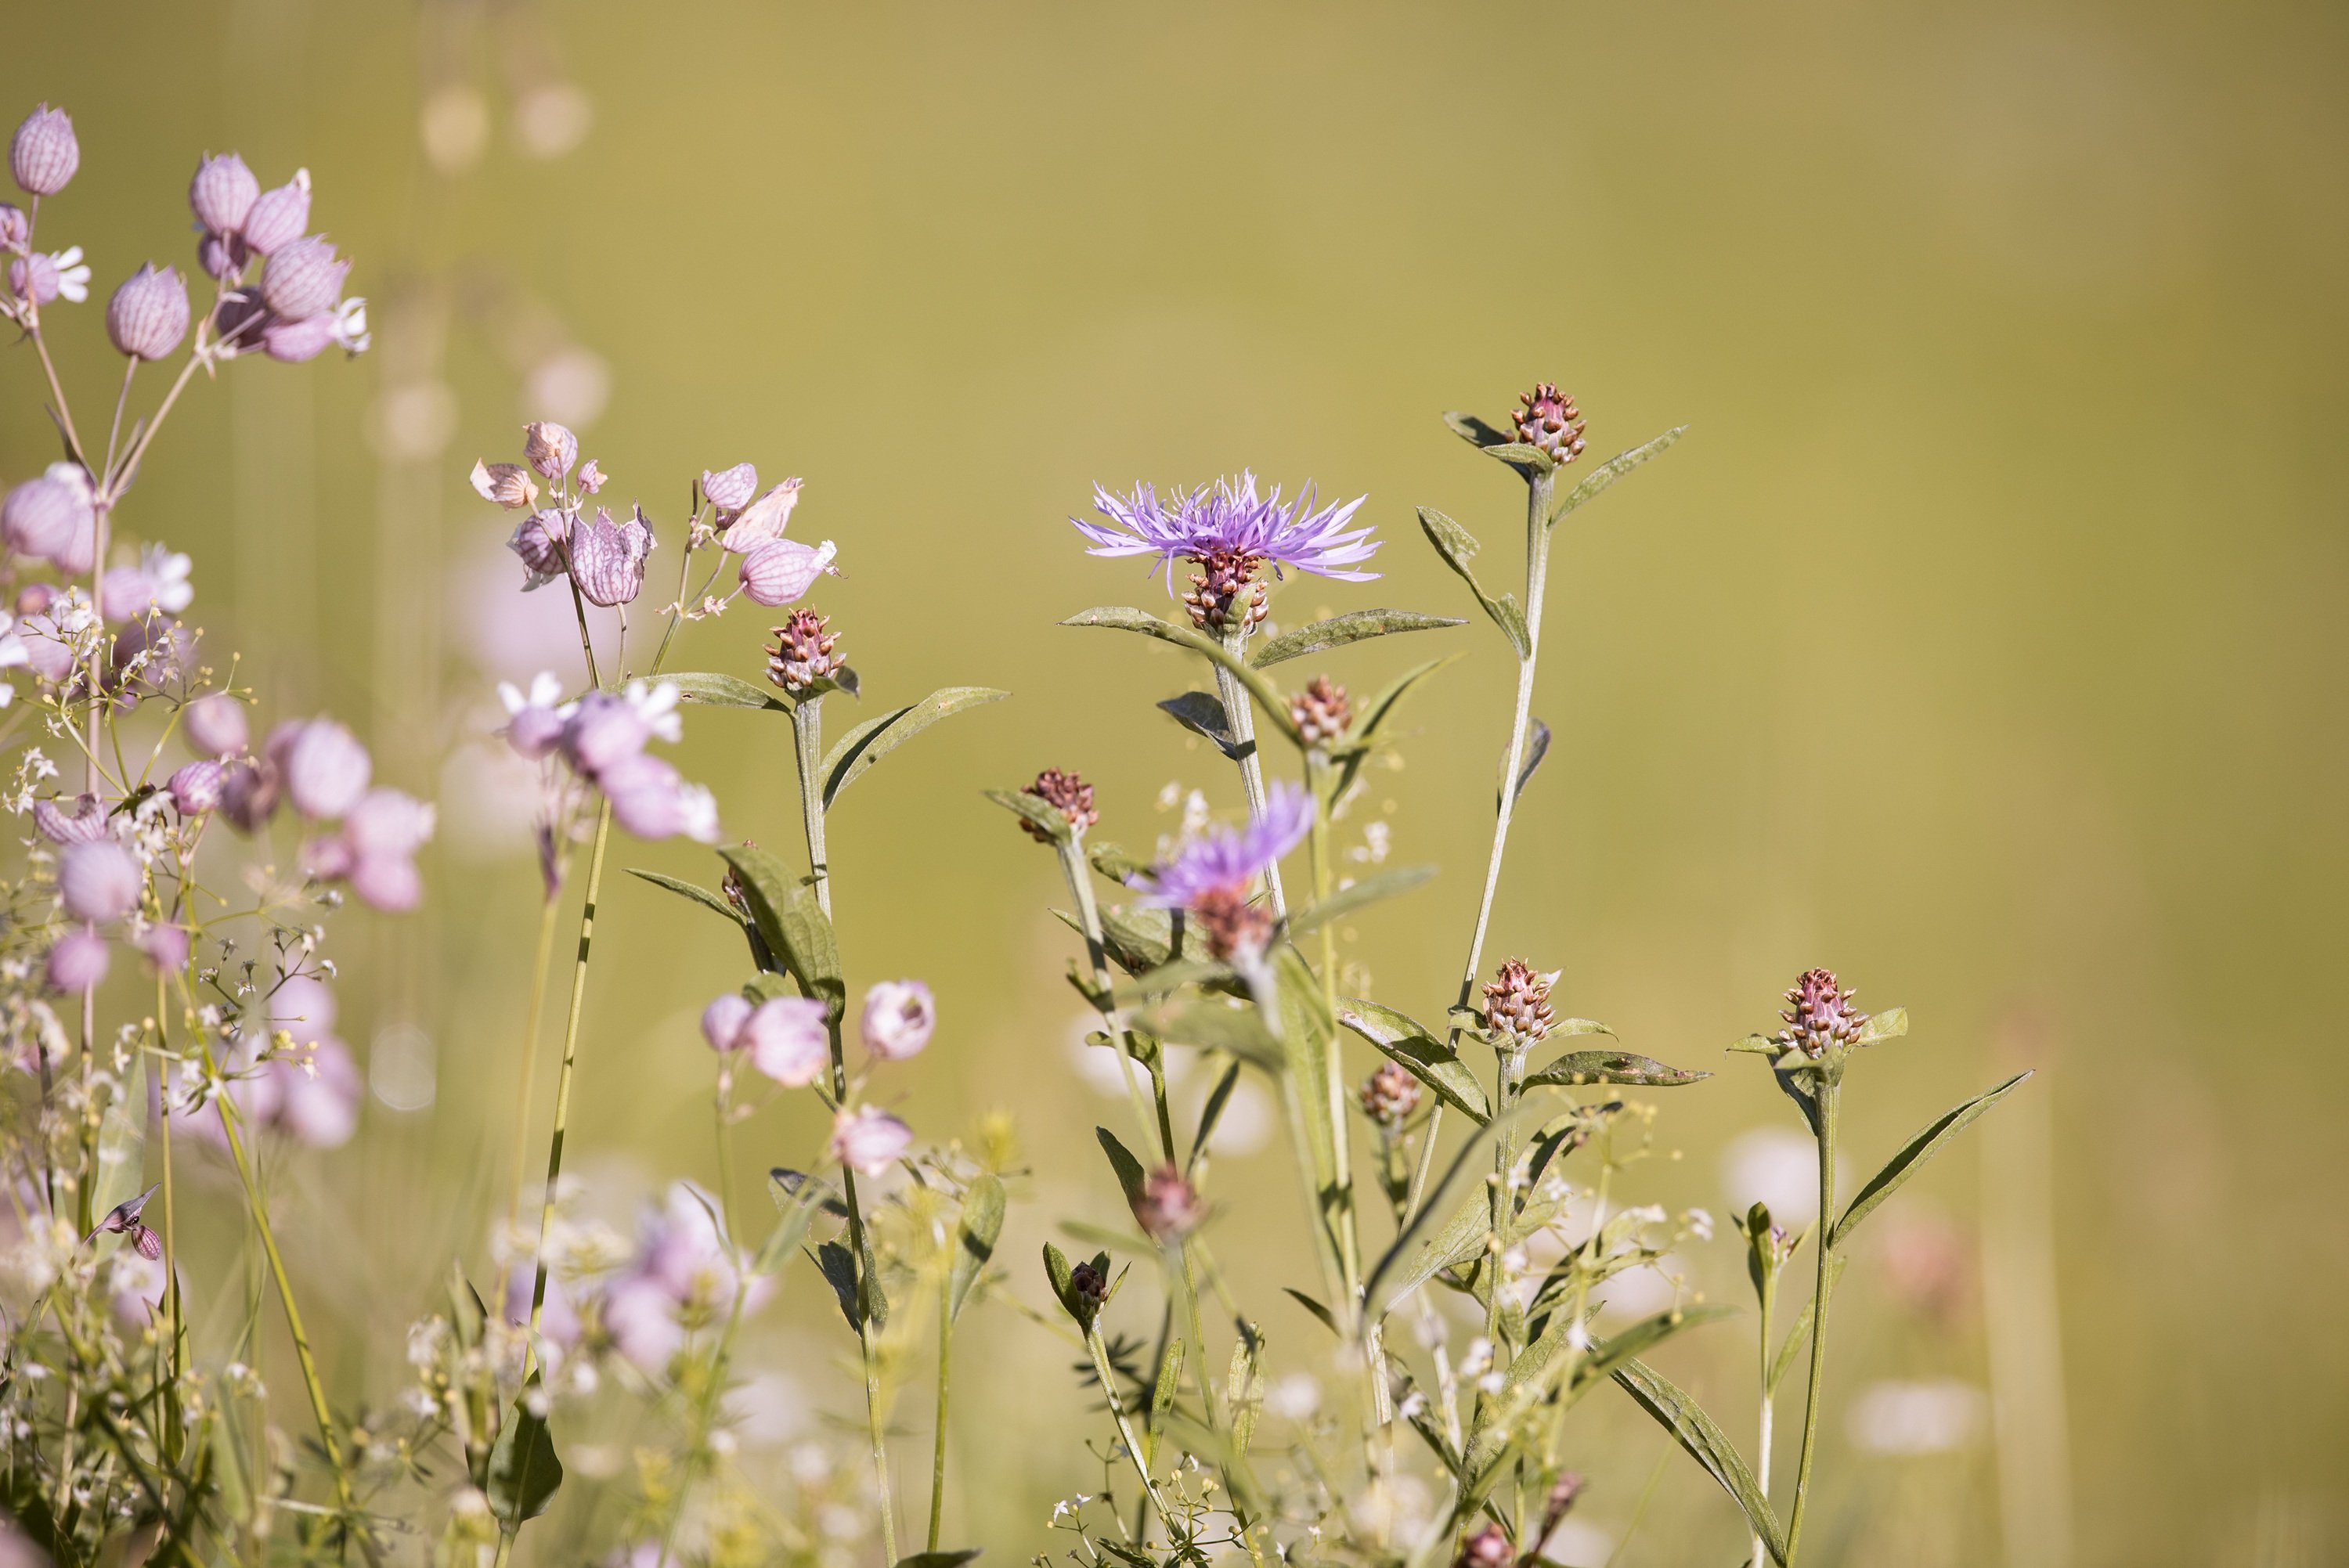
top-left (1214, 626), bottom-right (1285, 919)
top-left (1752, 1275), bottom-right (1777, 1568)
top-left (1086, 1326), bottom-right (1178, 1530)
top-left (1058, 834), bottom-right (1165, 1164)
top-left (929, 1263), bottom-right (953, 1552)
top-left (1783, 1081), bottom-right (1840, 1565)
top-left (506, 887), bottom-right (565, 1242)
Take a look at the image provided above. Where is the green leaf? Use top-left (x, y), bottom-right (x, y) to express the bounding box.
top-left (1088, 839), bottom-right (1148, 885)
top-left (1095, 1126), bottom-right (1149, 1209)
top-left (1157, 997), bottom-right (1282, 1071)
top-left (1503, 719), bottom-right (1551, 808)
top-left (896, 1554), bottom-right (983, 1568)
top-left (1157, 690), bottom-right (1247, 759)
top-left (1060, 606), bottom-right (1304, 745)
top-left (1441, 410), bottom-right (1516, 450)
top-left (1416, 508), bottom-right (1528, 655)
top-left (1041, 1242), bottom-right (1101, 1331)
top-left (720, 844), bottom-right (842, 1001)
top-left (1145, 1338), bottom-right (1185, 1466)
top-left (1283, 1288), bottom-right (1339, 1336)
top-left (1830, 1071), bottom-right (2031, 1250)
top-left (985, 787), bottom-right (1071, 844)
top-left (1285, 865), bottom-right (1436, 939)
top-left (1522, 1050), bottom-right (1710, 1090)
top-left (821, 687), bottom-right (1008, 808)
top-left (626, 867), bottom-right (743, 928)
top-left (1612, 1357), bottom-right (1787, 1566)
top-left (1546, 425), bottom-right (1689, 528)
top-left (1248, 609), bottom-right (1467, 669)
top-left (663, 670), bottom-right (789, 711)
top-left (814, 1240), bottom-right (864, 1332)
top-left (1191, 1057), bottom-right (1243, 1167)
top-left (486, 1374), bottom-right (564, 1525)
top-left (1337, 998), bottom-right (1491, 1123)
top-left (752, 1179), bottom-right (826, 1278)
top-left (950, 1173), bottom-right (1005, 1320)
top-left (93, 1050), bottom-right (146, 1221)
top-left (1856, 1006), bottom-right (1909, 1047)
top-left (1767, 1253), bottom-right (1846, 1397)
top-left (1365, 1098), bottom-right (1560, 1318)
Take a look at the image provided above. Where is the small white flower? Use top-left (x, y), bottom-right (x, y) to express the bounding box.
top-left (50, 247), bottom-right (90, 304)
top-left (1476, 1371), bottom-right (1504, 1393)
top-left (1459, 1336), bottom-right (1494, 1379)
top-left (498, 671), bottom-right (566, 716)
top-left (330, 295), bottom-right (370, 354)
top-left (139, 545), bottom-right (195, 614)
top-left (674, 783), bottom-right (720, 845)
top-left (1683, 1206), bottom-right (1715, 1242)
top-left (1564, 1318), bottom-right (1592, 1353)
top-left (619, 679), bottom-right (684, 743)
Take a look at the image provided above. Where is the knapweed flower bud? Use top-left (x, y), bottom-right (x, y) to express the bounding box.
top-left (280, 719), bottom-right (371, 820)
top-left (1132, 1163), bottom-right (1207, 1241)
top-left (59, 838), bottom-right (141, 922)
top-left (1181, 548), bottom-right (1268, 634)
top-left (196, 231), bottom-right (248, 282)
top-left (738, 538), bottom-right (835, 607)
top-left (832, 1105), bottom-right (913, 1177)
top-left (106, 264), bottom-right (192, 359)
top-left (47, 927), bottom-right (109, 993)
top-left (1513, 382), bottom-right (1588, 465)
top-left (1483, 958), bottom-right (1556, 1048)
top-left (522, 420), bottom-right (578, 481)
top-left (701, 462), bottom-right (757, 512)
top-left (745, 997), bottom-right (830, 1085)
top-left (189, 153), bottom-right (259, 236)
top-left (1454, 1523), bottom-right (1514, 1568)
top-left (34, 793), bottom-right (106, 845)
top-left (718, 478), bottom-right (800, 553)
top-left (167, 759), bottom-right (225, 815)
top-left (261, 312), bottom-right (334, 363)
top-left (3, 473), bottom-right (88, 561)
top-left (11, 106), bottom-right (79, 197)
top-left (702, 993), bottom-right (754, 1052)
top-left (1289, 676), bottom-right (1351, 747)
top-left (258, 234), bottom-right (348, 323)
top-left (763, 610), bottom-right (842, 695)
top-left (1360, 1061), bottom-right (1422, 1127)
top-left (240, 171), bottom-right (310, 256)
top-left (138, 923), bottom-right (189, 974)
top-left (182, 693), bottom-right (250, 756)
top-left (1019, 766), bottom-right (1099, 842)
top-left (8, 251), bottom-right (59, 306)
top-left (1777, 967), bottom-right (1867, 1058)
top-left (860, 980), bottom-right (936, 1061)
top-left (568, 507), bottom-right (654, 607)
top-left (1068, 1257), bottom-right (1110, 1310)
top-left (0, 203), bottom-right (25, 253)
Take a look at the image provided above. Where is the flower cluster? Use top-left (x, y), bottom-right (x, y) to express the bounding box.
top-left (500, 675), bottom-right (719, 851)
top-left (1776, 965), bottom-right (1868, 1058)
top-left (1073, 472), bottom-right (1377, 631)
top-left (1132, 781), bottom-right (1314, 960)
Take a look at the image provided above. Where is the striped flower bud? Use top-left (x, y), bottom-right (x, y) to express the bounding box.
top-left (701, 462), bottom-right (757, 512)
top-left (10, 106), bottom-right (78, 197)
top-left (258, 234), bottom-right (347, 323)
top-left (523, 420), bottom-right (577, 481)
top-left (196, 231), bottom-right (248, 281)
top-left (1512, 382), bottom-right (1587, 465)
top-left (0, 204), bottom-right (25, 254)
top-left (59, 838), bottom-right (142, 923)
top-left (2, 474), bottom-right (86, 561)
top-left (568, 506), bottom-right (655, 607)
top-left (189, 153), bottom-right (259, 236)
top-left (261, 312), bottom-right (334, 363)
top-left (106, 264), bottom-right (190, 360)
top-left (1776, 968), bottom-right (1867, 1058)
top-left (34, 794), bottom-right (106, 845)
top-left (240, 172), bottom-right (309, 255)
top-left (1483, 958), bottom-right (1555, 1049)
top-left (717, 478), bottom-right (801, 553)
top-left (738, 537), bottom-right (835, 606)
top-left (182, 693), bottom-right (249, 757)
top-left (7, 251), bottom-right (58, 306)
top-left (167, 759), bottom-right (226, 815)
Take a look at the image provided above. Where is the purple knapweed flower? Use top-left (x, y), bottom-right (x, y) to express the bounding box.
top-left (33, 792), bottom-right (106, 845)
top-left (241, 171), bottom-right (309, 256)
top-left (738, 537), bottom-right (836, 607)
top-left (832, 1105), bottom-right (913, 1177)
top-left (1073, 472), bottom-right (1379, 589)
top-left (58, 837), bottom-right (141, 922)
top-left (258, 235), bottom-right (348, 323)
top-left (568, 506), bottom-right (655, 607)
top-left (189, 153), bottom-right (260, 237)
top-left (718, 478), bottom-right (800, 553)
top-left (182, 693), bottom-right (249, 757)
top-left (11, 106), bottom-right (78, 197)
top-left (860, 980), bottom-right (935, 1062)
top-left (497, 672), bottom-right (572, 759)
top-left (47, 926), bottom-right (109, 993)
top-left (745, 997), bottom-right (830, 1087)
top-left (701, 462), bottom-right (757, 513)
top-left (106, 264), bottom-right (192, 360)
top-left (1134, 781), bottom-right (1315, 960)
top-left (278, 718), bottom-right (371, 820)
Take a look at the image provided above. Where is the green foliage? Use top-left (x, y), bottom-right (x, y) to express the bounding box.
top-left (1613, 1357), bottom-right (1788, 1565)
top-left (1830, 1071), bottom-right (2031, 1249)
top-left (821, 686), bottom-right (1008, 807)
top-left (1247, 608), bottom-right (1466, 669)
top-left (486, 1375), bottom-right (563, 1527)
top-left (1416, 506), bottom-right (1529, 655)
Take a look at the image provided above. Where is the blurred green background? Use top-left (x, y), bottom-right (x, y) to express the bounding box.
top-left (6, 1), bottom-right (2345, 1562)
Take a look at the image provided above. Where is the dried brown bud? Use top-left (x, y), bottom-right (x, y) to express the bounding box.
top-left (1190, 882), bottom-right (1273, 962)
top-left (765, 610), bottom-right (843, 696)
top-left (1289, 676), bottom-right (1351, 748)
top-left (1359, 1061), bottom-right (1422, 1127)
top-left (1776, 967), bottom-right (1867, 1058)
top-left (1182, 548), bottom-right (1269, 635)
top-left (1513, 382), bottom-right (1587, 466)
top-left (1132, 1164), bottom-right (1207, 1241)
top-left (1019, 767), bottom-right (1099, 842)
top-left (1483, 958), bottom-right (1555, 1049)
top-left (1069, 1258), bottom-right (1110, 1307)
top-left (471, 460), bottom-right (539, 511)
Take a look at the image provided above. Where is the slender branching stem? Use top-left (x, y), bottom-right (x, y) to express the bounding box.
top-left (1085, 1325), bottom-right (1178, 1530)
top-left (1216, 625), bottom-right (1285, 918)
top-left (1752, 1270), bottom-right (1779, 1568)
top-left (1057, 833), bottom-right (1164, 1162)
top-left (1784, 1080), bottom-right (1840, 1564)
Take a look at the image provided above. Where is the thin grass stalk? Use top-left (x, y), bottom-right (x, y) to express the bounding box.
top-left (505, 886), bottom-right (565, 1237)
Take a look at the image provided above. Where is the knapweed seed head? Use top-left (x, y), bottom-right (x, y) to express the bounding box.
top-left (1019, 767), bottom-right (1099, 842)
top-left (106, 264), bottom-right (190, 361)
top-left (1360, 1061), bottom-right (1422, 1127)
top-left (1132, 1163), bottom-right (1207, 1241)
top-left (11, 106), bottom-right (78, 197)
top-left (1290, 676), bottom-right (1351, 748)
top-left (1514, 382), bottom-right (1588, 465)
top-left (1484, 958), bottom-right (1556, 1049)
top-left (764, 610), bottom-right (843, 696)
top-left (1777, 967), bottom-right (1867, 1058)
top-left (189, 153), bottom-right (260, 236)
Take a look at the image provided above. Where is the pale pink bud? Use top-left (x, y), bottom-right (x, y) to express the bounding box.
top-left (523, 421), bottom-right (577, 480)
top-left (280, 719), bottom-right (371, 820)
top-left (718, 478), bottom-right (800, 553)
top-left (10, 106), bottom-right (78, 197)
top-left (505, 705), bottom-right (566, 759)
top-left (258, 235), bottom-right (347, 323)
top-left (576, 457), bottom-right (605, 494)
top-left (8, 251), bottom-right (58, 305)
top-left (2, 474), bottom-right (87, 561)
top-left (197, 231), bottom-right (249, 281)
top-left (0, 203), bottom-right (25, 253)
top-left (183, 693), bottom-right (249, 756)
top-left (702, 463), bottom-right (757, 512)
top-left (560, 692), bottom-right (648, 775)
top-left (830, 1105), bottom-right (912, 1176)
top-left (506, 510), bottom-right (568, 588)
top-left (738, 538), bottom-right (837, 607)
top-left (47, 927), bottom-right (109, 992)
top-left (167, 760), bottom-right (225, 815)
top-left (240, 175), bottom-right (310, 256)
top-left (189, 153), bottom-right (259, 235)
top-left (702, 993), bottom-right (753, 1052)
top-left (34, 793), bottom-right (106, 844)
top-left (860, 980), bottom-right (936, 1062)
top-left (568, 507), bottom-right (654, 607)
top-left (218, 756), bottom-right (280, 832)
top-left (597, 752), bottom-right (696, 840)
top-left (18, 614), bottom-right (73, 683)
top-left (470, 460), bottom-right (539, 512)
top-left (59, 838), bottom-right (142, 922)
top-left (343, 788), bottom-right (435, 859)
top-left (106, 264), bottom-right (190, 360)
top-left (301, 831), bottom-right (354, 881)
top-left (261, 312), bottom-right (333, 362)
top-left (139, 923), bottom-right (189, 973)
top-left (348, 852), bottom-right (423, 912)
top-left (271, 975), bottom-right (336, 1046)
top-left (745, 997), bottom-right (830, 1087)
top-left (14, 582), bottom-right (52, 616)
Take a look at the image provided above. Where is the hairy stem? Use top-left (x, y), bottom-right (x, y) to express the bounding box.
top-left (1215, 626), bottom-right (1285, 918)
top-left (1784, 1081), bottom-right (1840, 1564)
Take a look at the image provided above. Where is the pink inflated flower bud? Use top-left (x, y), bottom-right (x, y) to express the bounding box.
top-left (702, 993), bottom-right (754, 1052)
top-left (2, 474), bottom-right (88, 561)
top-left (258, 234), bottom-right (348, 323)
top-left (718, 478), bottom-right (800, 553)
top-left (18, 613), bottom-right (74, 683)
top-left (568, 506), bottom-right (654, 607)
top-left (218, 755), bottom-right (281, 832)
top-left (830, 1105), bottom-right (913, 1176)
top-left (189, 153), bottom-right (260, 236)
top-left (701, 463), bottom-right (757, 512)
top-left (506, 510), bottom-right (566, 587)
top-left (745, 997), bottom-right (830, 1086)
top-left (33, 793), bottom-right (106, 845)
top-left (280, 719), bottom-right (371, 820)
top-left (261, 312), bottom-right (333, 362)
top-left (348, 852), bottom-right (423, 912)
top-left (197, 231), bottom-right (249, 282)
top-left (738, 538), bottom-right (837, 607)
top-left (279, 1038), bottom-right (361, 1146)
top-left (59, 838), bottom-right (142, 923)
top-left (47, 926), bottom-right (109, 993)
top-left (0, 203), bottom-right (25, 254)
top-left (523, 421), bottom-right (577, 481)
top-left (106, 265), bottom-right (191, 361)
top-left (240, 172), bottom-right (309, 256)
top-left (138, 923), bottom-right (189, 974)
top-left (860, 980), bottom-right (936, 1062)
top-left (11, 106), bottom-right (79, 197)
top-left (182, 693), bottom-right (249, 756)
top-left (167, 759), bottom-right (225, 815)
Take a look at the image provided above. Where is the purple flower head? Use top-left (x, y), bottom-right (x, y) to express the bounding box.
top-left (1073, 473), bottom-right (1379, 590)
top-left (139, 923), bottom-right (189, 974)
top-left (327, 788), bottom-right (435, 911)
top-left (860, 980), bottom-right (936, 1062)
top-left (59, 838), bottom-right (141, 922)
top-left (745, 997), bottom-right (830, 1086)
top-left (33, 792), bottom-right (106, 845)
top-left (832, 1105), bottom-right (912, 1177)
top-left (1135, 782), bottom-right (1314, 912)
top-left (101, 546), bottom-right (193, 620)
top-left (702, 462), bottom-right (757, 513)
top-left (260, 312), bottom-right (333, 363)
top-left (11, 106), bottom-right (78, 197)
top-left (279, 719), bottom-right (371, 820)
top-left (738, 537), bottom-right (836, 607)
top-left (561, 690), bottom-right (654, 775)
top-left (47, 926), bottom-right (109, 993)
top-left (718, 478), bottom-right (801, 553)
top-left (258, 234), bottom-right (348, 323)
top-left (189, 153), bottom-right (259, 236)
top-left (568, 506), bottom-right (654, 607)
top-left (242, 172), bottom-right (309, 256)
top-left (183, 693), bottom-right (250, 757)
top-left (106, 265), bottom-right (191, 361)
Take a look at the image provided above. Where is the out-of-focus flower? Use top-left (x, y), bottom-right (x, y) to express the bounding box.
top-left (1018, 767), bottom-right (1099, 842)
top-left (506, 510), bottom-right (567, 587)
top-left (138, 922), bottom-right (189, 973)
top-left (503, 1264), bottom-right (582, 1350)
top-left (860, 980), bottom-right (935, 1062)
top-left (2, 471), bottom-right (89, 563)
top-left (276, 1039), bottom-right (363, 1146)
top-left (182, 693), bottom-right (249, 756)
top-left (270, 975), bottom-right (336, 1047)
top-left (241, 171), bottom-right (310, 256)
top-left (260, 235), bottom-right (348, 323)
top-left (9, 246), bottom-right (88, 308)
top-left (166, 759), bottom-right (223, 815)
top-left (1132, 1163), bottom-right (1206, 1240)
top-left (218, 755), bottom-right (280, 832)
top-left (33, 792), bottom-right (106, 845)
top-left (1360, 1061), bottom-right (1422, 1126)
top-left (11, 105), bottom-right (79, 197)
top-left (1846, 1379), bottom-right (1986, 1455)
top-left (46, 926), bottom-right (108, 993)
top-left (744, 997), bottom-right (829, 1087)
top-left (318, 788), bottom-right (436, 911)
top-left (718, 478), bottom-right (801, 553)
top-left (189, 153), bottom-right (260, 236)
top-left (738, 537), bottom-right (835, 607)
top-left (279, 719), bottom-right (371, 820)
top-left (598, 1183), bottom-right (768, 1374)
top-left (1073, 472), bottom-right (1379, 591)
top-left (567, 506), bottom-right (654, 607)
top-left (497, 672), bottom-right (572, 759)
top-left (597, 753), bottom-right (717, 843)
top-left (831, 1105), bottom-right (911, 1176)
top-left (197, 231), bottom-right (248, 282)
top-left (99, 546), bottom-right (194, 619)
top-left (1133, 782), bottom-right (1313, 960)
top-left (59, 838), bottom-right (140, 921)
top-left (702, 462), bottom-right (757, 512)
top-left (110, 1249), bottom-right (170, 1330)
top-left (471, 461), bottom-right (539, 512)
top-left (0, 202), bottom-right (24, 253)
top-left (1723, 1126), bottom-right (1822, 1227)
top-left (702, 993), bottom-right (754, 1052)
top-left (1455, 1523), bottom-right (1512, 1568)
top-left (561, 690), bottom-right (655, 775)
top-left (261, 312), bottom-right (334, 363)
top-left (523, 420), bottom-right (577, 481)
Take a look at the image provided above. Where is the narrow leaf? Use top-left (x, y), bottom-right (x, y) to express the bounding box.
top-left (486, 1374), bottom-right (564, 1525)
top-left (1366, 1098), bottom-right (1560, 1318)
top-left (1521, 1051), bottom-right (1710, 1090)
top-left (1441, 410), bottom-right (1515, 449)
top-left (1095, 1126), bottom-right (1149, 1208)
top-left (1145, 1339), bottom-right (1185, 1465)
top-left (950, 1173), bottom-right (1005, 1320)
top-left (1416, 507), bottom-right (1528, 656)
top-left (1157, 690), bottom-right (1247, 759)
top-left (896, 1554), bottom-right (983, 1568)
top-left (626, 867), bottom-right (743, 927)
top-left (663, 670), bottom-right (789, 711)
top-left (1248, 609), bottom-right (1467, 669)
top-left (1612, 1357), bottom-right (1788, 1565)
top-left (1060, 607), bottom-right (1302, 744)
top-left (1337, 998), bottom-right (1491, 1123)
top-left (1285, 865), bottom-right (1437, 939)
top-left (1191, 1058), bottom-right (1243, 1170)
top-left (1830, 1072), bottom-right (2031, 1250)
top-left (1856, 1006), bottom-right (1910, 1047)
top-left (822, 687), bottom-right (1008, 807)
top-left (1283, 1288), bottom-right (1339, 1336)
top-left (1546, 426), bottom-right (1689, 527)
top-left (1503, 719), bottom-right (1552, 807)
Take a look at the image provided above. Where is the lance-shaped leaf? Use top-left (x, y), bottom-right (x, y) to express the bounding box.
top-left (486, 1374), bottom-right (564, 1525)
top-left (821, 686), bottom-right (1008, 808)
top-left (1248, 609), bottom-right (1467, 669)
top-left (1857, 1007), bottom-right (1910, 1047)
top-left (1521, 1050), bottom-right (1710, 1090)
top-left (1095, 1126), bottom-right (1149, 1209)
top-left (1156, 998), bottom-right (1282, 1071)
top-left (1191, 1056), bottom-right (1242, 1170)
top-left (1060, 606), bottom-right (1303, 744)
top-left (752, 1175), bottom-right (829, 1278)
top-left (986, 787), bottom-right (1071, 844)
top-left (1285, 865), bottom-right (1436, 939)
top-left (663, 669), bottom-right (790, 712)
top-left (950, 1173), bottom-right (1005, 1320)
top-left (1337, 998), bottom-right (1491, 1123)
top-left (1088, 839), bottom-right (1149, 885)
top-left (1145, 1338), bottom-right (1185, 1466)
top-left (1157, 690), bottom-right (1247, 759)
top-left (627, 867), bottom-right (742, 927)
top-left (719, 843), bottom-right (842, 1002)
top-left (1364, 1097), bottom-right (1561, 1318)
top-left (814, 1239), bottom-right (864, 1332)
top-left (1502, 719), bottom-right (1551, 808)
top-left (1545, 425), bottom-right (1690, 527)
top-left (1416, 508), bottom-right (1528, 655)
top-left (1442, 410), bottom-right (1516, 450)
top-left (1829, 1071), bottom-right (2031, 1250)
top-left (1613, 1357), bottom-right (1788, 1566)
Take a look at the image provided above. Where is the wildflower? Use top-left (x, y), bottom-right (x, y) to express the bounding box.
top-left (46, 927), bottom-right (108, 993)
top-left (189, 153), bottom-right (260, 236)
top-left (1067, 1257), bottom-right (1110, 1310)
top-left (600, 1183), bottom-right (767, 1373)
top-left (0, 203), bottom-right (23, 253)
top-left (197, 232), bottom-right (247, 281)
top-left (181, 692), bottom-right (249, 757)
top-left (831, 1104), bottom-right (912, 1176)
top-left (471, 460), bottom-right (539, 512)
top-left (277, 719), bottom-right (371, 820)
top-left (306, 788), bottom-right (435, 911)
top-left (1074, 473), bottom-right (1377, 631)
top-left (576, 457), bottom-right (605, 493)
top-left (506, 510), bottom-right (566, 586)
top-left (10, 106), bottom-right (78, 197)
top-left (217, 755), bottom-right (280, 832)
top-left (2, 471), bottom-right (90, 563)
top-left (497, 672), bottom-right (572, 759)
top-left (272, 975), bottom-right (337, 1045)
top-left (763, 610), bottom-right (843, 696)
top-left (1359, 1061), bottom-right (1421, 1127)
top-left (1018, 767), bottom-right (1098, 842)
top-left (138, 922), bottom-right (189, 973)
top-left (701, 993), bottom-right (754, 1052)
top-left (1483, 959), bottom-right (1556, 1049)
top-left (860, 980), bottom-right (935, 1061)
top-left (32, 793), bottom-right (106, 845)
top-left (1777, 967), bottom-right (1867, 1058)
top-left (561, 684), bottom-right (677, 775)
top-left (260, 312), bottom-right (333, 363)
top-left (1512, 382), bottom-right (1588, 465)
top-left (1289, 676), bottom-right (1351, 748)
top-left (566, 506), bottom-right (654, 607)
top-left (258, 234), bottom-right (348, 323)
top-left (278, 1039), bottom-right (363, 1146)
top-left (1132, 781), bottom-right (1313, 960)
top-left (99, 546), bottom-right (195, 619)
top-left (702, 462), bottom-right (758, 512)
top-left (1454, 1523), bottom-right (1513, 1568)
top-left (522, 420), bottom-right (578, 481)
top-left (327, 295), bottom-right (370, 354)
top-left (1132, 1163), bottom-right (1206, 1241)
top-left (738, 537), bottom-right (836, 606)
top-left (718, 478), bottom-right (800, 553)
top-left (241, 171), bottom-right (309, 255)
top-left (58, 838), bottom-right (141, 922)
top-left (745, 997), bottom-right (830, 1086)
top-left (9, 245), bottom-right (88, 309)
